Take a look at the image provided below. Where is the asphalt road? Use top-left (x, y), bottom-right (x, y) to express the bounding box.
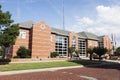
top-left (0, 63), bottom-right (120, 80)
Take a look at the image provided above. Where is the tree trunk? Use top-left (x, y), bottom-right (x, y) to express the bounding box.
top-left (90, 54), bottom-right (92, 60)
top-left (99, 55), bottom-right (101, 61)
top-left (2, 47), bottom-right (8, 59)
top-left (2, 47), bottom-right (5, 59)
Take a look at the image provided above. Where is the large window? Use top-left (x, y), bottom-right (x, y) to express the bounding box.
top-left (78, 39), bottom-right (86, 57)
top-left (99, 41), bottom-right (103, 48)
top-left (55, 36), bottom-right (68, 57)
top-left (72, 36), bottom-right (76, 47)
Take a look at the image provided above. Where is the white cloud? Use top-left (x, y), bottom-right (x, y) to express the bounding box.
top-left (96, 5), bottom-right (120, 26)
top-left (67, 5), bottom-right (120, 47)
top-left (76, 17), bottom-right (94, 26)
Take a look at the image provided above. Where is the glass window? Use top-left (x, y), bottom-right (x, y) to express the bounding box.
top-left (55, 35), bottom-right (68, 57)
top-left (72, 36), bottom-right (76, 47)
top-left (19, 31), bottom-right (26, 39)
top-left (78, 39), bottom-right (86, 56)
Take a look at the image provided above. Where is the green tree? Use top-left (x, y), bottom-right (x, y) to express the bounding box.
top-left (116, 47), bottom-right (120, 56)
top-left (68, 47), bottom-right (75, 58)
top-left (0, 48), bottom-right (3, 56)
top-left (87, 47), bottom-right (94, 60)
top-left (17, 46), bottom-right (31, 58)
top-left (93, 47), bottom-right (108, 61)
top-left (75, 49), bottom-right (80, 57)
top-left (0, 5), bottom-right (19, 59)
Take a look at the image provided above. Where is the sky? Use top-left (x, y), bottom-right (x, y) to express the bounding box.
top-left (0, 0), bottom-right (120, 47)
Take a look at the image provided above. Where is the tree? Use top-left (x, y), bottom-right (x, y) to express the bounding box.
top-left (75, 49), bottom-right (80, 57)
top-left (93, 47), bottom-right (108, 61)
top-left (17, 46), bottom-right (31, 58)
top-left (0, 47), bottom-right (3, 56)
top-left (68, 47), bottom-right (75, 58)
top-left (87, 47), bottom-right (94, 60)
top-left (0, 5), bottom-right (19, 59)
top-left (116, 47), bottom-right (120, 56)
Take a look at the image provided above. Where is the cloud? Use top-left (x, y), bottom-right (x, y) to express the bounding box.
top-left (67, 5), bottom-right (120, 47)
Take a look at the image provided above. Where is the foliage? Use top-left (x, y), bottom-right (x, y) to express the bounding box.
top-left (116, 47), bottom-right (120, 56)
top-left (17, 46), bottom-right (31, 58)
top-left (107, 49), bottom-right (112, 54)
top-left (13, 56), bottom-right (20, 58)
top-left (0, 48), bottom-right (3, 56)
top-left (92, 53), bottom-right (99, 59)
top-left (75, 49), bottom-right (80, 57)
top-left (0, 5), bottom-right (19, 59)
top-left (68, 47), bottom-right (75, 58)
top-left (87, 47), bottom-right (94, 60)
top-left (50, 52), bottom-right (58, 58)
top-left (93, 47), bottom-right (108, 61)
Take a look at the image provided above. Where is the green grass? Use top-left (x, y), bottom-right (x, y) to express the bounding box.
top-left (0, 60), bottom-right (99, 72)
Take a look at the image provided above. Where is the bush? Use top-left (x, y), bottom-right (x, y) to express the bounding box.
top-left (50, 52), bottom-right (58, 58)
top-left (0, 59), bottom-right (11, 64)
top-left (116, 47), bottom-right (120, 56)
top-left (17, 46), bottom-right (31, 58)
top-left (13, 56), bottom-right (20, 58)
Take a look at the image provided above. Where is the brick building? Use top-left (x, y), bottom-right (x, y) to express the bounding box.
top-left (10, 21), bottom-right (112, 59)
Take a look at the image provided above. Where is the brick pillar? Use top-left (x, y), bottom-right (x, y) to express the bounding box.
top-left (31, 22), bottom-right (51, 58)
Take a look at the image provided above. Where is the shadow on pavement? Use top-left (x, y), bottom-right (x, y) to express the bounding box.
top-left (69, 59), bottom-right (120, 70)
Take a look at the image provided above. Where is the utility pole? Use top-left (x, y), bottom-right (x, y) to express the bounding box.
top-left (62, 0), bottom-right (65, 30)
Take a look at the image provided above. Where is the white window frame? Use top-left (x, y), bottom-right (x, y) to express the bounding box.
top-left (19, 31), bottom-right (26, 39)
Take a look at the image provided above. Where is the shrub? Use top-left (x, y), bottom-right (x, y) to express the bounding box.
top-left (0, 48), bottom-right (3, 56)
top-left (50, 52), bottom-right (58, 58)
top-left (13, 56), bottom-right (20, 58)
top-left (116, 47), bottom-right (120, 56)
top-left (17, 46), bottom-right (31, 58)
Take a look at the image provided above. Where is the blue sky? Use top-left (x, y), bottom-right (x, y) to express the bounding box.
top-left (0, 0), bottom-right (120, 47)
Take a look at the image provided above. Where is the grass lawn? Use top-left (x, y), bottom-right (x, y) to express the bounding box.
top-left (0, 60), bottom-right (99, 72)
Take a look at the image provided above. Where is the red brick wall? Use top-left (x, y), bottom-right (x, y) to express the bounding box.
top-left (12, 28), bottom-right (30, 57)
top-left (50, 34), bottom-right (56, 52)
top-left (87, 40), bottom-right (98, 48)
top-left (103, 35), bottom-right (112, 49)
top-left (31, 21), bottom-right (51, 58)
